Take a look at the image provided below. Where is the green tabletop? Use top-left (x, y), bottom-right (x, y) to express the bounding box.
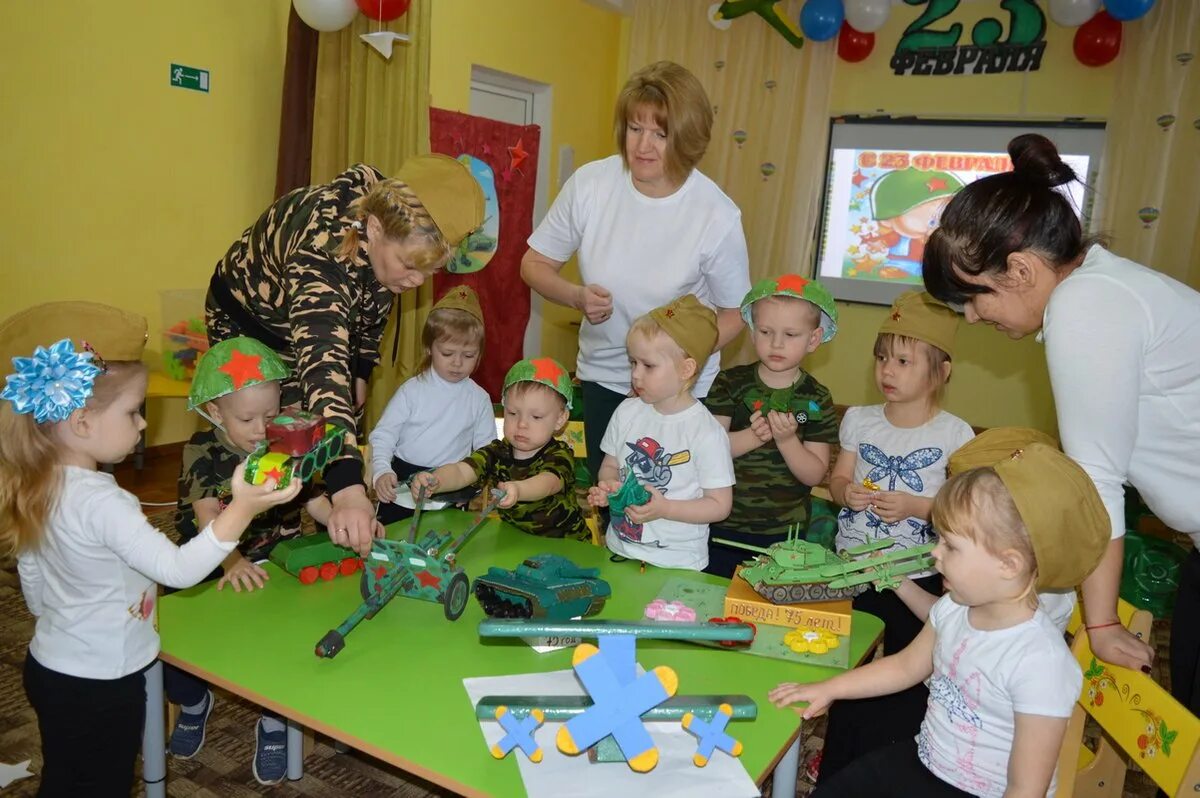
top-left (160, 510), bottom-right (883, 796)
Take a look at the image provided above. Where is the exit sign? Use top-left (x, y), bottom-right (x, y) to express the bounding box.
top-left (170, 63), bottom-right (209, 93)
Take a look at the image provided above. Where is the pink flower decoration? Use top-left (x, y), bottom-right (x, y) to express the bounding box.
top-left (644, 599), bottom-right (697, 622)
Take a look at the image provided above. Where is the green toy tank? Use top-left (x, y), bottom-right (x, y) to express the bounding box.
top-left (717, 524), bottom-right (936, 604)
top-left (269, 532), bottom-right (362, 584)
top-left (473, 554), bottom-right (612, 620)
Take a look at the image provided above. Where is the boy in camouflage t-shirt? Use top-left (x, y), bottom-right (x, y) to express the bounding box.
top-left (703, 275), bottom-right (840, 578)
top-left (411, 357), bottom-right (588, 540)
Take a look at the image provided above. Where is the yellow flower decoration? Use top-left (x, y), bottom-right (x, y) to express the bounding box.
top-left (784, 626), bottom-right (842, 655)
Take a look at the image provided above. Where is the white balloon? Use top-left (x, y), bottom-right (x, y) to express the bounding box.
top-left (707, 2), bottom-right (733, 31)
top-left (844, 0), bottom-right (890, 33)
top-left (293, 0), bottom-right (358, 32)
top-left (1048, 0), bottom-right (1102, 27)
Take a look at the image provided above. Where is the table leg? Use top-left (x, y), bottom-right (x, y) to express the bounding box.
top-left (286, 717), bottom-right (304, 780)
top-left (142, 661), bottom-right (166, 798)
top-left (772, 733), bottom-right (801, 797)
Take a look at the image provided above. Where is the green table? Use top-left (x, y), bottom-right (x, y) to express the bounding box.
top-left (150, 510), bottom-right (883, 796)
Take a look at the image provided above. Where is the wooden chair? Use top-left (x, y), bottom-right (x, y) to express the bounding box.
top-left (1057, 601), bottom-right (1200, 797)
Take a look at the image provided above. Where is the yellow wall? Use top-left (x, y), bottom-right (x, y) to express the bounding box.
top-left (429, 0), bottom-right (627, 369)
top-left (0, 0), bottom-right (291, 446)
top-left (804, 5), bottom-right (1116, 433)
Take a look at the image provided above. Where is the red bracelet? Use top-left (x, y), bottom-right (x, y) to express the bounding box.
top-left (1085, 621), bottom-right (1123, 632)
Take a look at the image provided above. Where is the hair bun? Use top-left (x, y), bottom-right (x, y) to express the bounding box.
top-left (1008, 133), bottom-right (1076, 188)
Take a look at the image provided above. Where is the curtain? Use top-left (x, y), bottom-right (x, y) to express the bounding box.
top-left (1095, 1), bottom-right (1200, 288)
top-left (310, 4), bottom-right (432, 428)
top-left (274, 5), bottom-right (320, 199)
top-left (627, 0), bottom-right (836, 365)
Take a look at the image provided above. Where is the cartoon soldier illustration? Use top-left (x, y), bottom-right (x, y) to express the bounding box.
top-left (862, 167), bottom-right (964, 277)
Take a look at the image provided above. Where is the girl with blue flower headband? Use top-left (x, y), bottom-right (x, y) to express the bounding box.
top-left (0, 338), bottom-right (302, 797)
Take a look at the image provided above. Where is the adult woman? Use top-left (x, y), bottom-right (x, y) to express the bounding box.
top-left (521, 61), bottom-right (751, 480)
top-left (206, 157), bottom-right (484, 556)
top-left (922, 134), bottom-right (1200, 706)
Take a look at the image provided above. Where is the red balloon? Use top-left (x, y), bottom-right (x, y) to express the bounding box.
top-left (1073, 11), bottom-right (1122, 67)
top-left (837, 21), bottom-right (875, 63)
top-left (355, 0), bottom-right (410, 22)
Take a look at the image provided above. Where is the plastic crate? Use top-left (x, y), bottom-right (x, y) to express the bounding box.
top-left (161, 288), bottom-right (210, 380)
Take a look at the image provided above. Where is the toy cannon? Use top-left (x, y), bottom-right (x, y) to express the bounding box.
top-left (473, 554), bottom-right (612, 620)
top-left (243, 406), bottom-right (344, 490)
top-left (314, 489), bottom-right (505, 659)
top-left (715, 524), bottom-right (935, 604)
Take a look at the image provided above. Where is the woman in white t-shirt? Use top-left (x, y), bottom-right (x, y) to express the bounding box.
top-left (521, 61), bottom-right (751, 482)
top-left (922, 134), bottom-right (1200, 701)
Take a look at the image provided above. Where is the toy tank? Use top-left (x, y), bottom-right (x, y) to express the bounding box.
top-left (473, 554), bottom-right (612, 620)
top-left (269, 532), bottom-right (362, 585)
top-left (244, 407), bottom-right (345, 489)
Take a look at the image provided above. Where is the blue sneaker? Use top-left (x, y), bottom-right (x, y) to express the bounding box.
top-left (168, 690), bottom-right (214, 759)
top-left (253, 718), bottom-right (288, 786)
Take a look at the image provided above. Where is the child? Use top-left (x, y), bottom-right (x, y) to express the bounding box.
top-left (0, 333), bottom-right (300, 797)
top-left (703, 275), bottom-right (841, 578)
top-left (369, 286), bottom-right (496, 525)
top-left (818, 290), bottom-right (975, 781)
top-left (168, 336), bottom-right (337, 784)
top-left (587, 294), bottom-right (734, 570)
top-left (770, 433), bottom-right (1110, 798)
top-left (410, 357), bottom-right (588, 540)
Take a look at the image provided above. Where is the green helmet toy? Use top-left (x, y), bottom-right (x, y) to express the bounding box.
top-left (188, 336), bottom-right (290, 411)
top-left (503, 357), bottom-right (574, 410)
top-left (869, 167), bottom-right (964, 221)
top-left (740, 274), bottom-right (839, 343)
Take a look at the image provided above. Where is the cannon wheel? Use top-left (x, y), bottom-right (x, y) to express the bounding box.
top-left (444, 572), bottom-right (470, 621)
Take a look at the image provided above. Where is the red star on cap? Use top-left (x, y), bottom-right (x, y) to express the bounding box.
top-left (665, 308), bottom-right (676, 318)
top-left (457, 289), bottom-right (468, 299)
top-left (776, 274), bottom-right (810, 294)
top-left (531, 358), bottom-right (564, 382)
top-left (891, 311), bottom-right (902, 321)
top-left (219, 350), bottom-right (265, 390)
top-left (508, 138), bottom-right (529, 173)
top-left (416, 570), bottom-right (442, 590)
top-left (926, 178), bottom-right (947, 192)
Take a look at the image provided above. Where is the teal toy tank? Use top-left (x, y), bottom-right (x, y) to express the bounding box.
top-left (473, 554), bottom-right (612, 620)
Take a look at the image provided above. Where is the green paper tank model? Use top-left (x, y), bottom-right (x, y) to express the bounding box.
top-left (269, 532), bottom-right (362, 584)
top-left (243, 406), bottom-right (345, 490)
top-left (716, 524), bottom-right (935, 604)
top-left (473, 554), bottom-right (612, 619)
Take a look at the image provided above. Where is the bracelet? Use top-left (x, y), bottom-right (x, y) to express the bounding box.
top-left (1085, 621), bottom-right (1123, 632)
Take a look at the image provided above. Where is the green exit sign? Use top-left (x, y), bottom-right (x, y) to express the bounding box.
top-left (170, 63), bottom-right (209, 93)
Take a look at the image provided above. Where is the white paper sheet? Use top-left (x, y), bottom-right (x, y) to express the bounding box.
top-left (463, 668), bottom-right (760, 798)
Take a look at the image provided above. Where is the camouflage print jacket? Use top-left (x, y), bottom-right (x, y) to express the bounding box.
top-left (465, 439), bottom-right (589, 541)
top-left (206, 164), bottom-right (393, 495)
top-left (175, 427), bottom-right (315, 561)
top-left (704, 363), bottom-right (839, 535)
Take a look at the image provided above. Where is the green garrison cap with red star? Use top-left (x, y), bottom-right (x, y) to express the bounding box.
top-left (187, 337), bottom-right (290, 411)
top-left (739, 274), bottom-right (839, 342)
top-left (502, 357), bottom-right (573, 409)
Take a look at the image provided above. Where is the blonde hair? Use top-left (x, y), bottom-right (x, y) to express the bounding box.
top-left (932, 467), bottom-right (1038, 600)
top-left (337, 178), bottom-right (451, 271)
top-left (416, 308), bottom-right (486, 376)
top-left (614, 61), bottom-right (713, 187)
top-left (873, 333), bottom-right (952, 404)
top-left (627, 315), bottom-right (698, 390)
top-left (750, 295), bottom-right (822, 329)
top-left (0, 362), bottom-right (146, 557)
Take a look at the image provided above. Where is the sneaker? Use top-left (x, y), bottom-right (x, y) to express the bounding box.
top-left (168, 690), bottom-right (214, 759)
top-left (253, 718), bottom-right (289, 786)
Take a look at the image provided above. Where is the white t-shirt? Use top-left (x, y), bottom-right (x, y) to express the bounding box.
top-left (602, 397), bottom-right (734, 570)
top-left (918, 596), bottom-right (1081, 798)
top-left (17, 467), bottom-right (235, 679)
top-left (836, 405), bottom-right (975, 577)
top-left (527, 155), bottom-right (751, 397)
top-left (1043, 245), bottom-right (1200, 546)
top-left (368, 369), bottom-right (496, 478)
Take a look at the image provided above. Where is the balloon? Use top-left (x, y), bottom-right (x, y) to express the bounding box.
top-left (837, 22), bottom-right (875, 62)
top-left (293, 0), bottom-right (358, 31)
top-left (733, 129), bottom-right (748, 147)
top-left (1104, 0), bottom-right (1154, 22)
top-left (1137, 206), bottom-right (1159, 227)
top-left (760, 162), bottom-right (777, 180)
top-left (800, 0), bottom-right (844, 42)
top-left (1178, 52), bottom-right (1195, 65)
top-left (1155, 114), bottom-right (1175, 130)
top-left (1048, 0), bottom-right (1101, 27)
top-left (844, 0), bottom-right (890, 33)
top-left (355, 0), bottom-right (410, 22)
top-left (1073, 11), bottom-right (1122, 67)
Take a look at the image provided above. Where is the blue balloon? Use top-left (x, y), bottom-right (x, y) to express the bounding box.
top-left (1104, 0), bottom-right (1154, 22)
top-left (801, 0), bottom-right (845, 42)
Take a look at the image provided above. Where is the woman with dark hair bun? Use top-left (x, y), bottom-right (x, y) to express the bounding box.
top-left (922, 134), bottom-right (1200, 712)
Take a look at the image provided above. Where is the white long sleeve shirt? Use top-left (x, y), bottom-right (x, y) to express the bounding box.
top-left (1042, 246), bottom-right (1200, 546)
top-left (368, 369), bottom-right (497, 479)
top-left (18, 467), bottom-right (235, 679)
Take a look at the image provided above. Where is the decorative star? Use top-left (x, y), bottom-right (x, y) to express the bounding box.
top-left (665, 308), bottom-right (675, 318)
top-left (775, 274), bottom-right (810, 294)
top-left (457, 289), bottom-right (469, 300)
top-left (926, 178), bottom-right (947, 192)
top-left (851, 169), bottom-right (868, 187)
top-left (531, 358), bottom-right (564, 382)
top-left (481, 142), bottom-right (493, 157)
top-left (0, 759), bottom-right (34, 789)
top-left (891, 311), bottom-right (902, 321)
top-left (508, 138), bottom-right (529, 173)
top-left (264, 466), bottom-right (285, 483)
top-left (219, 350), bottom-right (264, 390)
top-left (752, 399), bottom-right (764, 412)
top-left (416, 570), bottom-right (442, 589)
